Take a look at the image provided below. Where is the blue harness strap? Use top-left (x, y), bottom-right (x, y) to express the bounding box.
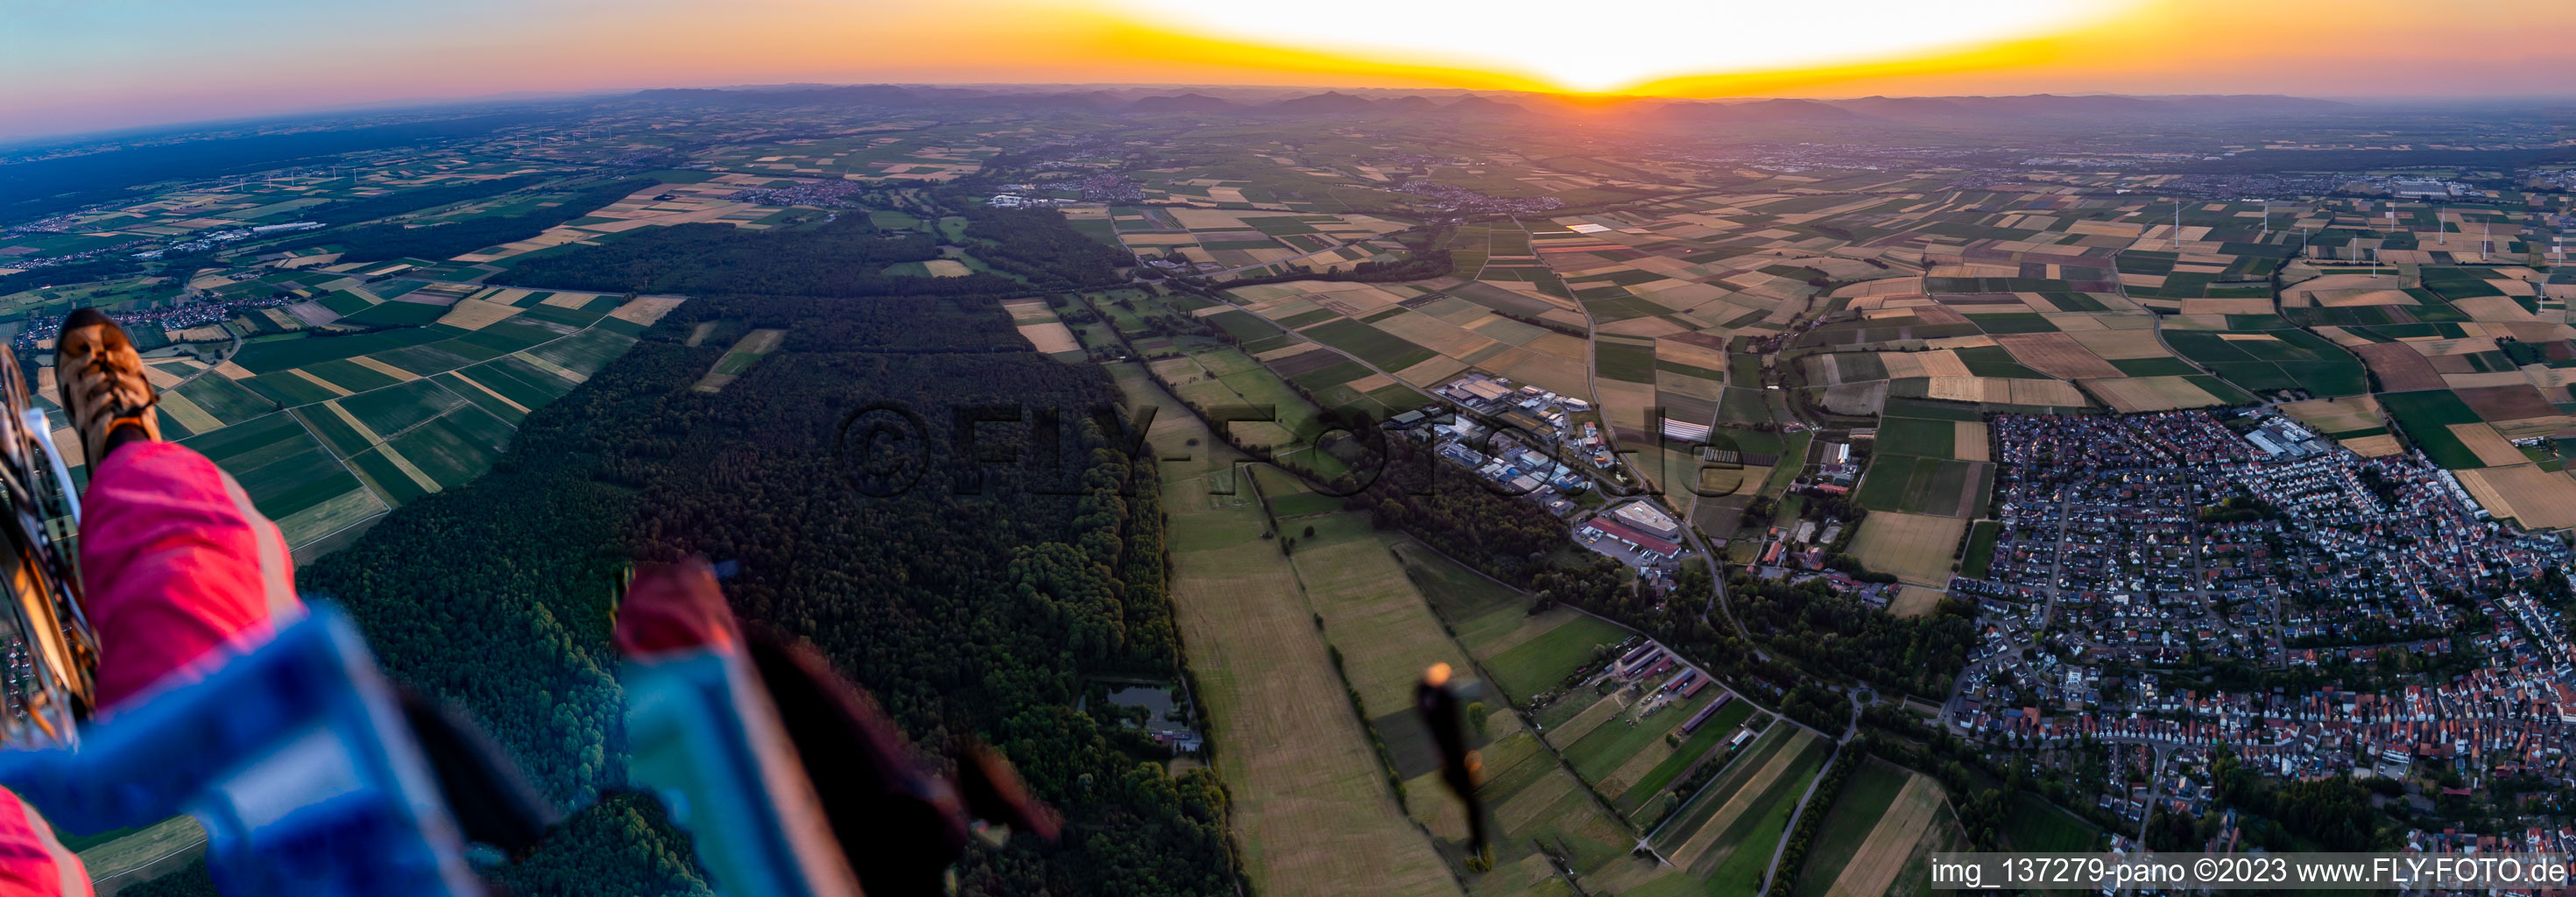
top-left (0, 604), bottom-right (483, 896)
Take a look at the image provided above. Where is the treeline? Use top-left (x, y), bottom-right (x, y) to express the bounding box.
top-left (1767, 748), bottom-right (1860, 897)
top-left (295, 292), bottom-right (1237, 895)
top-left (286, 175), bottom-right (659, 263)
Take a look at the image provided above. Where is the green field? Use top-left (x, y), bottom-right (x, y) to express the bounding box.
top-left (2004, 793), bottom-right (2102, 852)
top-left (1615, 701), bottom-right (1757, 818)
top-left (1596, 338), bottom-right (1659, 383)
top-left (2163, 328), bottom-right (2367, 397)
top-left (1649, 724), bottom-right (1826, 893)
top-left (1653, 726), bottom-right (1792, 852)
top-left (1563, 689), bottom-right (1719, 780)
top-left (1694, 738), bottom-right (1828, 886)
top-left (173, 412), bottom-right (375, 546)
top-left (1959, 520), bottom-right (2001, 579)
top-left (1299, 318), bottom-right (1438, 371)
top-left (171, 373), bottom-right (276, 426)
top-left (1854, 455), bottom-right (1976, 516)
top-left (122, 295), bottom-right (661, 553)
top-left (1874, 415), bottom-right (1956, 459)
top-left (2378, 389), bottom-right (2488, 469)
top-left (1790, 759), bottom-right (1911, 897)
top-left (230, 327), bottom-right (463, 372)
top-left (1481, 612), bottom-right (1632, 702)
top-left (340, 299), bottom-right (451, 327)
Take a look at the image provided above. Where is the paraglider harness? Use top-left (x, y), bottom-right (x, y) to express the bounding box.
top-left (0, 352), bottom-right (1056, 896)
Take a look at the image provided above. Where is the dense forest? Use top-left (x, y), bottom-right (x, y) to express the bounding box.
top-left (489, 207), bottom-right (1131, 297)
top-left (286, 176), bottom-right (658, 264)
top-left (245, 291), bottom-right (1238, 894)
top-left (955, 208), bottom-right (1136, 290)
top-left (1726, 574), bottom-right (1977, 700)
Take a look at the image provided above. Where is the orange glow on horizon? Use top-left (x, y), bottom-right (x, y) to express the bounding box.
top-left (1090, 0), bottom-right (2134, 95)
top-left (13, 0), bottom-right (2576, 140)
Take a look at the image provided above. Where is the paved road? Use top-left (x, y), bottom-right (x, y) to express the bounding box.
top-left (1761, 743), bottom-right (1841, 895)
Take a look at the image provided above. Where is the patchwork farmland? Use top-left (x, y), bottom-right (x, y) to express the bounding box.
top-left (52, 283), bottom-right (677, 557)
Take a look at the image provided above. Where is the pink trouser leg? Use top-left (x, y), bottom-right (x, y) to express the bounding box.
top-left (0, 440), bottom-right (302, 894)
top-left (76, 441), bottom-right (304, 710)
top-left (0, 791), bottom-right (86, 896)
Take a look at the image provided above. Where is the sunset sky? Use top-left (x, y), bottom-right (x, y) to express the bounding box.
top-left (7, 0), bottom-right (2576, 141)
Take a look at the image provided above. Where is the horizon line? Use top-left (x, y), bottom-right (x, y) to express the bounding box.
top-left (14, 81), bottom-right (2576, 149)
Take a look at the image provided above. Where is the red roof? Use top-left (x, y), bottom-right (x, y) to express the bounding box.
top-left (1585, 516), bottom-right (1681, 556)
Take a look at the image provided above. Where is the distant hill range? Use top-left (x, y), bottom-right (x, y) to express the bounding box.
top-left (625, 83), bottom-right (2349, 125)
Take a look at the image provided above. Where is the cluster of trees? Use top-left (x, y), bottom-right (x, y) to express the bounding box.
top-left (2209, 747), bottom-right (2391, 851)
top-left (490, 215), bottom-right (1012, 297)
top-left (1342, 436), bottom-right (1577, 585)
top-left (1726, 573), bottom-right (1977, 700)
top-left (959, 208), bottom-right (1134, 291)
top-left (286, 175), bottom-right (660, 263)
top-left (284, 290), bottom-right (1238, 895)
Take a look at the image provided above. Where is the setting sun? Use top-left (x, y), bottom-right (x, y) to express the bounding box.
top-left (1099, 0), bottom-right (2142, 93)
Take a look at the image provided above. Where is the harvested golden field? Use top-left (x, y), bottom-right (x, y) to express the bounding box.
top-left (1994, 332), bottom-right (2122, 380)
top-left (1888, 585), bottom-right (1947, 618)
top-left (1952, 421), bottom-right (1991, 463)
top-left (2457, 464), bottom-right (2576, 529)
top-left (2340, 434), bottom-right (2405, 457)
top-left (1824, 774), bottom-right (1945, 897)
top-left (435, 298), bottom-right (526, 330)
top-left (2277, 395), bottom-right (2382, 434)
top-left (2449, 422), bottom-right (2530, 467)
top-left (1922, 377), bottom-right (2001, 404)
top-left (2082, 376), bottom-right (2220, 413)
top-left (1110, 365), bottom-right (1460, 897)
top-left (1851, 512), bottom-right (1967, 587)
top-left (2066, 328), bottom-right (2174, 359)
top-left (609, 295), bottom-right (686, 327)
top-left (1882, 350), bottom-right (1970, 379)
